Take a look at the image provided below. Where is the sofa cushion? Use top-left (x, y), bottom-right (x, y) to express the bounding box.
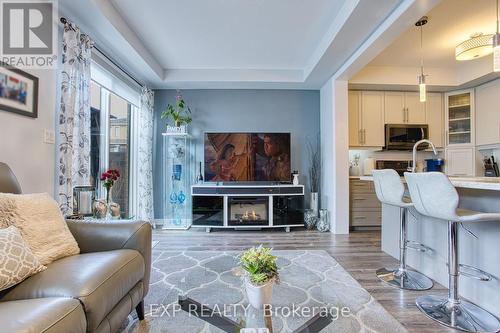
top-left (0, 193), bottom-right (80, 265)
top-left (0, 225), bottom-right (46, 291)
top-left (1, 249), bottom-right (144, 331)
top-left (0, 297), bottom-right (86, 333)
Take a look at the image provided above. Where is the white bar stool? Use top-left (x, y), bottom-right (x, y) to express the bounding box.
top-left (372, 169), bottom-right (433, 290)
top-left (405, 172), bottom-right (500, 333)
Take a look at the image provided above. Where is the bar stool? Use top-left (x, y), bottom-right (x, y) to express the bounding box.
top-left (372, 169), bottom-right (433, 290)
top-left (405, 172), bottom-right (500, 333)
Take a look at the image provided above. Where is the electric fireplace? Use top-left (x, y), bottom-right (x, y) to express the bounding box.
top-left (228, 197), bottom-right (269, 226)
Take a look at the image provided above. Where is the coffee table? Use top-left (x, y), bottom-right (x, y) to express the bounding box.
top-left (178, 296), bottom-right (333, 333)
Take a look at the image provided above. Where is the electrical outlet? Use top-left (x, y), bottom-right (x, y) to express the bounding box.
top-left (44, 129), bottom-right (55, 144)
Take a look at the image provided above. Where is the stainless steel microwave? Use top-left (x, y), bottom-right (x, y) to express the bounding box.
top-left (385, 124), bottom-right (429, 150)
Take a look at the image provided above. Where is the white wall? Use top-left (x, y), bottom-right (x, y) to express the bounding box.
top-left (320, 78), bottom-right (349, 234)
top-left (0, 68), bottom-right (58, 195)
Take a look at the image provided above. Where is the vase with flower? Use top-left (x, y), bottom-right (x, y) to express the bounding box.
top-left (99, 169), bottom-right (121, 219)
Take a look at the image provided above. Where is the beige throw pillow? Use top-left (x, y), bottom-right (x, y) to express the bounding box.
top-left (0, 193), bottom-right (80, 265)
top-left (0, 225), bottom-right (46, 291)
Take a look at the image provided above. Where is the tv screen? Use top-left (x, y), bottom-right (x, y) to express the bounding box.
top-left (204, 133), bottom-right (291, 182)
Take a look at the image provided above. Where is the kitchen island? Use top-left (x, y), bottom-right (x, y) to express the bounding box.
top-left (360, 175), bottom-right (500, 318)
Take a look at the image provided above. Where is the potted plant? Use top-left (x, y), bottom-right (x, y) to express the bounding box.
top-left (239, 246), bottom-right (279, 309)
top-left (307, 135), bottom-right (320, 216)
top-left (161, 91), bottom-right (192, 129)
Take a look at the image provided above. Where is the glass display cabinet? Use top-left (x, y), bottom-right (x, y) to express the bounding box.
top-left (161, 133), bottom-right (193, 229)
top-left (445, 90), bottom-right (475, 146)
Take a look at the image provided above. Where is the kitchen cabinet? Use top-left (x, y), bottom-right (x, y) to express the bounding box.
top-left (446, 148), bottom-right (475, 177)
top-left (445, 90), bottom-right (474, 147)
top-left (349, 179), bottom-right (381, 227)
top-left (426, 93), bottom-right (444, 148)
top-left (475, 80), bottom-right (500, 147)
top-left (348, 91), bottom-right (385, 147)
top-left (384, 92), bottom-right (426, 124)
top-left (348, 91), bottom-right (361, 146)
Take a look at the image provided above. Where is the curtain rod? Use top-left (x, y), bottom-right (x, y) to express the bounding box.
top-left (59, 17), bottom-right (145, 89)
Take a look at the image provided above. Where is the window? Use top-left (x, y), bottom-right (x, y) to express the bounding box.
top-left (90, 61), bottom-right (139, 218)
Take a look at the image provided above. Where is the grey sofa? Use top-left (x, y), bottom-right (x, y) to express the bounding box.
top-left (0, 162), bottom-right (152, 333)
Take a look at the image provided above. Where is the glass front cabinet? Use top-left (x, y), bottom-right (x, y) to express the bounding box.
top-left (445, 89), bottom-right (475, 147)
top-left (160, 133), bottom-right (193, 229)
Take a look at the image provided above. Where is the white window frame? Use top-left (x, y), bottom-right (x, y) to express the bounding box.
top-left (91, 60), bottom-right (141, 218)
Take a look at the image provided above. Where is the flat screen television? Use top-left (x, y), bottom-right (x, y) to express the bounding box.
top-left (204, 132), bottom-right (291, 182)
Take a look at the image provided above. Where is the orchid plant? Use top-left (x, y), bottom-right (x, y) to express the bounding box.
top-left (100, 169), bottom-right (120, 203)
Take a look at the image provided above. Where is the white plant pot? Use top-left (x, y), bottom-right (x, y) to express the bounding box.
top-left (245, 279), bottom-right (274, 309)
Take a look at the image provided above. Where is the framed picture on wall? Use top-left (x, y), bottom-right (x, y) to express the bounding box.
top-left (0, 62), bottom-right (39, 118)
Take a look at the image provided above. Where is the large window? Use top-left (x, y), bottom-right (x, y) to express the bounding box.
top-left (90, 77), bottom-right (136, 218)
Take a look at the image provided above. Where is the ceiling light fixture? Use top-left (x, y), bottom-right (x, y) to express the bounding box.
top-left (455, 33), bottom-right (494, 61)
top-left (494, 0), bottom-right (500, 71)
top-left (416, 16), bottom-right (428, 103)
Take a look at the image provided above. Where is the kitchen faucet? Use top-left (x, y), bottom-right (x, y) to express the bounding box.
top-left (409, 139), bottom-right (438, 173)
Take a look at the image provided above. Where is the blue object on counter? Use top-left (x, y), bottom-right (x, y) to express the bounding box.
top-left (425, 158), bottom-right (444, 172)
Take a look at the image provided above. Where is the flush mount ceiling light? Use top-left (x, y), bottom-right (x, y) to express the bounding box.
top-left (416, 16), bottom-right (428, 103)
top-left (455, 33), bottom-right (494, 61)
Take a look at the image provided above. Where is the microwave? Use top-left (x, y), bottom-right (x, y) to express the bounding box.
top-left (385, 124), bottom-right (429, 150)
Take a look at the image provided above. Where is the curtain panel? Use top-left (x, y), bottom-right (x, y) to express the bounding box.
top-left (57, 23), bottom-right (94, 215)
top-left (136, 87), bottom-right (155, 222)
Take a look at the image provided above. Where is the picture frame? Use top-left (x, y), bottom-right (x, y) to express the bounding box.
top-left (73, 186), bottom-right (96, 217)
top-left (0, 62), bottom-right (39, 118)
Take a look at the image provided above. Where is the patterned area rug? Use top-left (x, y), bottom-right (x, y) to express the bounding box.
top-left (121, 250), bottom-right (407, 333)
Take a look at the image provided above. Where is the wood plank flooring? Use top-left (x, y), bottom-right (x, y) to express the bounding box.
top-left (152, 228), bottom-right (457, 333)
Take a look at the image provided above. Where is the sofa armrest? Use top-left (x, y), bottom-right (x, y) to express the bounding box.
top-left (66, 220), bottom-right (152, 296)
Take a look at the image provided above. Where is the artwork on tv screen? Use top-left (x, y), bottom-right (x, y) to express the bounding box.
top-left (204, 133), bottom-right (291, 182)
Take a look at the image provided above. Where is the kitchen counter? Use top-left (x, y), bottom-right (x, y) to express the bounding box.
top-left (359, 174), bottom-right (500, 318)
top-left (359, 175), bottom-right (500, 191)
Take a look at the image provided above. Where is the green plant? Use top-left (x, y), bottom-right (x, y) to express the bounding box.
top-left (161, 92), bottom-right (192, 127)
top-left (239, 246), bottom-right (279, 285)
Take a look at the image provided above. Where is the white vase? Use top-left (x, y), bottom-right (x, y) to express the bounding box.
top-left (310, 192), bottom-right (319, 216)
top-left (245, 279), bottom-right (274, 309)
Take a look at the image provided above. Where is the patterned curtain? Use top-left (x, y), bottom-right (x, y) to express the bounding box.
top-left (136, 87), bottom-right (155, 222)
top-left (57, 22), bottom-right (94, 215)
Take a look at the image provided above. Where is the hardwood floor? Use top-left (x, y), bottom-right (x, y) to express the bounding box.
top-left (152, 228), bottom-right (457, 333)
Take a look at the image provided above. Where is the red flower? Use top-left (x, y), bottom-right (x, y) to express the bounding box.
top-left (99, 175), bottom-right (106, 181)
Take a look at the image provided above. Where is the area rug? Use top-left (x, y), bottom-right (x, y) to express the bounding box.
top-left (121, 250), bottom-right (407, 333)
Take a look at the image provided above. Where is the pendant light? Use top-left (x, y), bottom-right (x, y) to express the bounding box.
top-left (494, 0), bottom-right (500, 71)
top-left (416, 17), bottom-right (428, 102)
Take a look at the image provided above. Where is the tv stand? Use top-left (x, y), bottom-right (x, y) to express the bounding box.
top-left (191, 184), bottom-right (304, 232)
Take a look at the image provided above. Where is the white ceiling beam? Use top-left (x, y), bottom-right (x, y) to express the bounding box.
top-left (91, 0), bottom-right (164, 80)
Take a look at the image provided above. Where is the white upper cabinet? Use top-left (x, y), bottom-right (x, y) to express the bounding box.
top-left (348, 91), bottom-right (361, 147)
top-left (384, 92), bottom-right (426, 124)
top-left (405, 92), bottom-right (426, 124)
top-left (384, 92), bottom-right (405, 123)
top-left (348, 91), bottom-right (384, 147)
top-left (426, 93), bottom-right (444, 148)
top-left (445, 147), bottom-right (475, 177)
top-left (361, 91), bottom-right (385, 147)
top-left (445, 90), bottom-right (475, 147)
top-left (476, 80), bottom-right (500, 147)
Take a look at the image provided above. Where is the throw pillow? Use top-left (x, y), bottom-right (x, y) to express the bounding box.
top-left (0, 193), bottom-right (80, 265)
top-left (0, 225), bottom-right (46, 291)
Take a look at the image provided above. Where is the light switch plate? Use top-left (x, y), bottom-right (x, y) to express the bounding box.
top-left (44, 129), bottom-right (55, 144)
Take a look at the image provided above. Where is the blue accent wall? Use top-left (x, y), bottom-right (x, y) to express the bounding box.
top-left (153, 89), bottom-right (320, 219)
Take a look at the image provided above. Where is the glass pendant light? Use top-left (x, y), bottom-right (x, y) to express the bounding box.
top-left (416, 17), bottom-right (428, 102)
top-left (494, 0), bottom-right (500, 72)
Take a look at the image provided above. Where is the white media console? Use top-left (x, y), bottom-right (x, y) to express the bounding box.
top-left (191, 184), bottom-right (305, 232)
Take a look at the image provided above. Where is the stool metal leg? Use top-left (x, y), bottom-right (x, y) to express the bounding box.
top-left (416, 221), bottom-right (500, 333)
top-left (376, 207), bottom-right (433, 291)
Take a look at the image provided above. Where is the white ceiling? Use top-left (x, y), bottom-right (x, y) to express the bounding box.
top-left (109, 0), bottom-right (345, 71)
top-left (370, 0), bottom-right (498, 69)
top-left (59, 0), bottom-right (441, 89)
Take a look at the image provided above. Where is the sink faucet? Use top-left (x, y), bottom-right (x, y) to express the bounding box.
top-left (409, 139), bottom-right (438, 173)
